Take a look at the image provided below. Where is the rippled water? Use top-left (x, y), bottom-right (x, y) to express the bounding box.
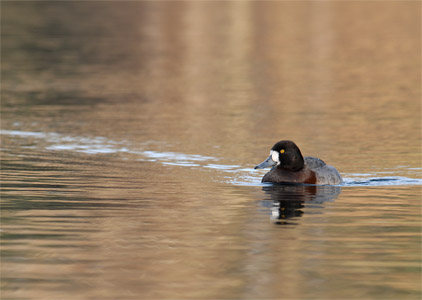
top-left (1, 2), bottom-right (421, 299)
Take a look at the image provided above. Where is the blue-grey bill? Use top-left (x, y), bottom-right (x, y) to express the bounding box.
top-left (254, 155), bottom-right (277, 169)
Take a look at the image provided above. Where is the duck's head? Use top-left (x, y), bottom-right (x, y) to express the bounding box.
top-left (254, 140), bottom-right (305, 171)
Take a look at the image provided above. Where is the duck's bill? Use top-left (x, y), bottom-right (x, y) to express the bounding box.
top-left (254, 155), bottom-right (277, 169)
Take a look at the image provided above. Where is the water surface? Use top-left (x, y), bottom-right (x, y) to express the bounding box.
top-left (1, 2), bottom-right (421, 299)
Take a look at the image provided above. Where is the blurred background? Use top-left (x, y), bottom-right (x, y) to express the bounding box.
top-left (1, 1), bottom-right (421, 299)
top-left (2, 1), bottom-right (420, 165)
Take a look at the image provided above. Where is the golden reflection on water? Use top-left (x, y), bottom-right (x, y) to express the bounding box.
top-left (1, 1), bottom-right (421, 299)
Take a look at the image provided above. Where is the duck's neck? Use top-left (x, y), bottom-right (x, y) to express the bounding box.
top-left (279, 156), bottom-right (304, 172)
top-left (278, 164), bottom-right (304, 172)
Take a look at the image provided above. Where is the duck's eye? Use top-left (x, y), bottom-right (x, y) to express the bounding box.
top-left (280, 149), bottom-right (285, 154)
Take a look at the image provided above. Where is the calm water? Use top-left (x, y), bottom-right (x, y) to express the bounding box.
top-left (1, 2), bottom-right (421, 299)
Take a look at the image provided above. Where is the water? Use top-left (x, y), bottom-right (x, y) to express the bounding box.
top-left (1, 2), bottom-right (421, 299)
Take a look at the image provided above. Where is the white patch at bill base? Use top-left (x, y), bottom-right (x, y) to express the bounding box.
top-left (270, 150), bottom-right (280, 164)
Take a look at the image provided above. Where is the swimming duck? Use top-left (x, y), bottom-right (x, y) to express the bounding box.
top-left (254, 140), bottom-right (343, 185)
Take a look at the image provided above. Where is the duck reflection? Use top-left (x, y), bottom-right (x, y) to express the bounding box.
top-left (261, 184), bottom-right (341, 224)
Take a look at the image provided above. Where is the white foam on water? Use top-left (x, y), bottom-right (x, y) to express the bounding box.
top-left (161, 162), bottom-right (201, 167)
top-left (1, 130), bottom-right (50, 138)
top-left (141, 150), bottom-right (216, 162)
top-left (2, 130), bottom-right (421, 187)
top-left (203, 164), bottom-right (241, 171)
top-left (343, 175), bottom-right (422, 186)
top-left (1, 129), bottom-right (217, 166)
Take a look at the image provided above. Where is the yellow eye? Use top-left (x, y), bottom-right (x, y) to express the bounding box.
top-left (280, 149), bottom-right (285, 154)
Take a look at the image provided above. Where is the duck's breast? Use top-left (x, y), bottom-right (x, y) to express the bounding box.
top-left (262, 167), bottom-right (317, 184)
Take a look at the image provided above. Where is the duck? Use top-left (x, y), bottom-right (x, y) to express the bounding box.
top-left (254, 140), bottom-right (343, 185)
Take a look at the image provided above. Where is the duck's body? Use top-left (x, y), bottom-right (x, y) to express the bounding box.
top-left (261, 156), bottom-right (342, 185)
top-left (255, 141), bottom-right (343, 185)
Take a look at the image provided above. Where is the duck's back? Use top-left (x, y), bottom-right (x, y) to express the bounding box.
top-left (304, 156), bottom-right (326, 169)
top-left (305, 156), bottom-right (343, 185)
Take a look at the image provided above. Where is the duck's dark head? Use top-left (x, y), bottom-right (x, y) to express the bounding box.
top-left (254, 140), bottom-right (305, 171)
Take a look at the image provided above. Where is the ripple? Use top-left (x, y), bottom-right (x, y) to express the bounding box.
top-left (343, 176), bottom-right (422, 186)
top-left (2, 130), bottom-right (421, 187)
top-left (203, 164), bottom-right (241, 171)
